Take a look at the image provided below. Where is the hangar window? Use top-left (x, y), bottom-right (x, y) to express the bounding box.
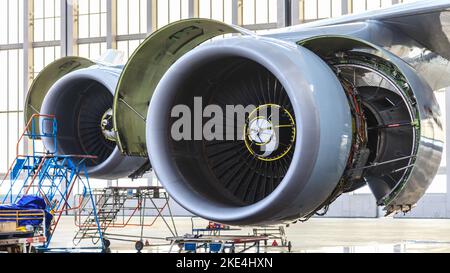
top-left (33, 0), bottom-right (60, 42)
top-left (303, 0), bottom-right (342, 21)
top-left (33, 46), bottom-right (61, 79)
top-left (117, 0), bottom-right (147, 35)
top-left (77, 42), bottom-right (107, 60)
top-left (0, 1), bottom-right (24, 174)
top-left (32, 0), bottom-right (61, 80)
top-left (199, 0), bottom-right (233, 24)
top-left (117, 40), bottom-right (143, 61)
top-left (76, 0), bottom-right (107, 59)
top-left (154, 0), bottom-right (190, 29)
top-left (77, 0), bottom-right (107, 39)
top-left (242, 0), bottom-right (277, 26)
top-left (297, 0), bottom-right (404, 23)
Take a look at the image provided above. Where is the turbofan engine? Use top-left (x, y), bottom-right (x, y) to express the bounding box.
top-left (25, 58), bottom-right (147, 179)
top-left (146, 34), bottom-right (442, 225)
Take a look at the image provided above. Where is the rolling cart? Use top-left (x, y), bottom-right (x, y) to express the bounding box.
top-left (0, 209), bottom-right (47, 253)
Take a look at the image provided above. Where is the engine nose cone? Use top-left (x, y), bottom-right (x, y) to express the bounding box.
top-left (101, 108), bottom-right (116, 142)
top-left (244, 104), bottom-right (296, 161)
top-left (248, 118), bottom-right (274, 144)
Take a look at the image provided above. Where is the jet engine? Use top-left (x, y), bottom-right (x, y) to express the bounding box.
top-left (146, 34), bottom-right (442, 225)
top-left (25, 58), bottom-right (147, 180)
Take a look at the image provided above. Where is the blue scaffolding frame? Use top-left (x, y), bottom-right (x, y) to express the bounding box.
top-left (0, 114), bottom-right (104, 251)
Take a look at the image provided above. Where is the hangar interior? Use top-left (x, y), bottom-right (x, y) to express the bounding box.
top-left (1, 0), bottom-right (450, 253)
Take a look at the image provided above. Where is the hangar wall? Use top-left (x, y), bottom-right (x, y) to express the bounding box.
top-left (0, 0), bottom-right (445, 219)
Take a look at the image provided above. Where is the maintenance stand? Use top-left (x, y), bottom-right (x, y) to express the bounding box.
top-left (0, 114), bottom-right (104, 253)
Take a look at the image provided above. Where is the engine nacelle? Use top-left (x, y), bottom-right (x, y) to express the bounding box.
top-left (146, 36), bottom-right (353, 225)
top-left (27, 60), bottom-right (147, 180)
top-left (146, 34), bottom-right (442, 225)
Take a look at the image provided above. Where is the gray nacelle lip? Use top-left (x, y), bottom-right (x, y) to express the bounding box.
top-left (40, 66), bottom-right (144, 179)
top-left (147, 36), bottom-right (351, 224)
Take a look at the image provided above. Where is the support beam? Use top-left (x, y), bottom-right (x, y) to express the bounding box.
top-left (107, 0), bottom-right (117, 49)
top-left (0, 44), bottom-right (23, 50)
top-left (291, 0), bottom-right (304, 25)
top-left (445, 88), bottom-right (450, 217)
top-left (23, 0), bottom-right (33, 156)
top-left (61, 0), bottom-right (77, 57)
top-left (277, 0), bottom-right (289, 28)
top-left (232, 0), bottom-right (243, 26)
top-left (73, 0), bottom-right (80, 55)
top-left (341, 0), bottom-right (353, 15)
top-left (188, 0), bottom-right (199, 18)
top-left (147, 0), bottom-right (158, 35)
top-left (60, 0), bottom-right (68, 56)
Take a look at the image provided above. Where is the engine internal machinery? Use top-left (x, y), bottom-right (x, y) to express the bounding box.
top-left (324, 51), bottom-right (419, 208)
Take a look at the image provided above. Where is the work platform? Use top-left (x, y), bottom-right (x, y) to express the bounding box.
top-left (166, 217), bottom-right (292, 253)
top-left (74, 185), bottom-right (178, 252)
top-left (0, 114), bottom-right (103, 252)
